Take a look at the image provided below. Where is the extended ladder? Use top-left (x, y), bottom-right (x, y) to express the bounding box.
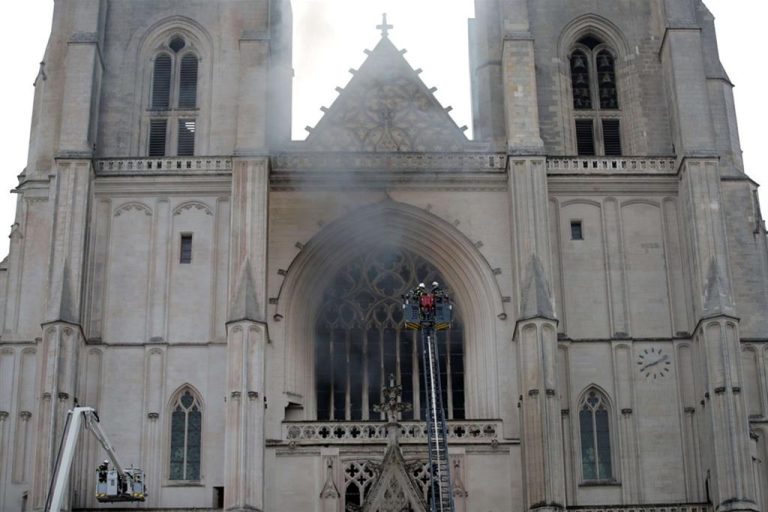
top-left (404, 282), bottom-right (455, 512)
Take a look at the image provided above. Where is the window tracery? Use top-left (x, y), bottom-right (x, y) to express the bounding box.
top-left (578, 388), bottom-right (613, 481)
top-left (314, 248), bottom-right (465, 422)
top-left (569, 35), bottom-right (622, 156)
top-left (169, 388), bottom-right (202, 481)
top-left (147, 34), bottom-right (199, 157)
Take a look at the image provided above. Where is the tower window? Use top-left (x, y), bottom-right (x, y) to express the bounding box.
top-left (602, 119), bottom-right (622, 156)
top-left (151, 54), bottom-right (172, 109)
top-left (178, 120), bottom-right (196, 156)
top-left (570, 36), bottom-right (622, 156)
top-left (146, 35), bottom-right (199, 156)
top-left (180, 234), bottom-right (193, 264)
top-left (148, 119), bottom-right (168, 157)
top-left (575, 120), bottom-right (595, 156)
top-left (570, 221), bottom-right (584, 240)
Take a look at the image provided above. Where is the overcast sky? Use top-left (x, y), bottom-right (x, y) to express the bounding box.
top-left (0, 1), bottom-right (765, 259)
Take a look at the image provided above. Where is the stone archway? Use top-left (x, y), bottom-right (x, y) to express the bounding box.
top-left (278, 200), bottom-right (506, 420)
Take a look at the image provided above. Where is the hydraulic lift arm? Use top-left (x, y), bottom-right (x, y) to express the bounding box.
top-left (46, 406), bottom-right (145, 512)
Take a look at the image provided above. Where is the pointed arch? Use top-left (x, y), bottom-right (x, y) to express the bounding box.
top-left (576, 385), bottom-right (616, 482)
top-left (132, 16), bottom-right (213, 156)
top-left (277, 200), bottom-right (506, 420)
top-left (167, 384), bottom-right (204, 481)
top-left (558, 14), bottom-right (633, 156)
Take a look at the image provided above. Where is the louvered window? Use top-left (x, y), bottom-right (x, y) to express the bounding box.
top-left (570, 36), bottom-right (622, 156)
top-left (602, 119), bottom-right (622, 156)
top-left (149, 119), bottom-right (167, 157)
top-left (177, 120), bottom-right (196, 156)
top-left (575, 120), bottom-right (595, 156)
top-left (151, 55), bottom-right (172, 109)
top-left (146, 35), bottom-right (200, 156)
top-left (178, 55), bottom-right (198, 109)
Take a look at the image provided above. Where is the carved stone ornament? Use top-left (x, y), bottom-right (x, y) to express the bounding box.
top-left (358, 379), bottom-right (427, 512)
top-left (320, 457), bottom-right (340, 500)
top-left (306, 36), bottom-right (467, 153)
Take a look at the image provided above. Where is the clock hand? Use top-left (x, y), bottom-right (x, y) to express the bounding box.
top-left (640, 354), bottom-right (669, 372)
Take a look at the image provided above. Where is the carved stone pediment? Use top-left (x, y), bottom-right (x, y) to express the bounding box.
top-left (360, 440), bottom-right (427, 512)
top-left (306, 36), bottom-right (467, 153)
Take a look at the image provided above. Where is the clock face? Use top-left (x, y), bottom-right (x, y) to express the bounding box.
top-left (637, 347), bottom-right (671, 380)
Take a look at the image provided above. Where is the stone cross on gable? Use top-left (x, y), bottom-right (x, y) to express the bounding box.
top-left (374, 374), bottom-right (412, 424)
top-left (377, 13), bottom-right (393, 38)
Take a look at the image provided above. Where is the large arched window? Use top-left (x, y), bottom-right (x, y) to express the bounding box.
top-left (169, 387), bottom-right (202, 481)
top-left (569, 35), bottom-right (622, 156)
top-left (148, 35), bottom-right (199, 157)
top-left (314, 247), bottom-right (465, 421)
top-left (578, 388), bottom-right (614, 482)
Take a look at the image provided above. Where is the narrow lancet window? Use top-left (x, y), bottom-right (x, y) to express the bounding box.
top-left (151, 54), bottom-right (172, 109)
top-left (579, 389), bottom-right (613, 481)
top-left (169, 388), bottom-right (202, 481)
top-left (570, 50), bottom-right (592, 110)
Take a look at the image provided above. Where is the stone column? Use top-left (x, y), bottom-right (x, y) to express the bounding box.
top-left (508, 134), bottom-right (565, 509)
top-left (678, 157), bottom-right (758, 512)
top-left (31, 323), bottom-right (83, 510)
top-left (224, 159), bottom-right (269, 511)
top-left (515, 257), bottom-right (566, 512)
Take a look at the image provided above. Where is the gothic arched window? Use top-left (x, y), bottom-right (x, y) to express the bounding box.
top-left (314, 248), bottom-right (465, 422)
top-left (148, 35), bottom-right (199, 157)
top-left (579, 388), bottom-right (614, 481)
top-left (169, 387), bottom-right (202, 481)
top-left (569, 35), bottom-right (622, 156)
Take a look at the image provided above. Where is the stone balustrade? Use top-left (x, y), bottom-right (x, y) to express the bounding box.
top-left (547, 157), bottom-right (677, 174)
top-left (282, 420), bottom-right (503, 445)
top-left (568, 504), bottom-right (711, 512)
top-left (96, 157), bottom-right (232, 175)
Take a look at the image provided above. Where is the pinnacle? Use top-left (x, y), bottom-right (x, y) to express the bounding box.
top-left (520, 255), bottom-right (556, 321)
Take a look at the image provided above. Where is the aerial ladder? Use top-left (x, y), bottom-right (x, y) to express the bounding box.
top-left (45, 406), bottom-right (146, 512)
top-left (403, 282), bottom-right (455, 512)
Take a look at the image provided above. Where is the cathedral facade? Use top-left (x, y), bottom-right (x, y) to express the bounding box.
top-left (0, 1), bottom-right (766, 511)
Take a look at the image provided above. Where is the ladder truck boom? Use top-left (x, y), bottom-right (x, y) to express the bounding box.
top-left (404, 282), bottom-right (455, 512)
top-left (45, 406), bottom-right (146, 512)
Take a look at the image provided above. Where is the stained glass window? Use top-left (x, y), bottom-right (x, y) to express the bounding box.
top-left (169, 389), bottom-right (202, 480)
top-left (579, 389), bottom-right (613, 481)
top-left (315, 247), bottom-right (465, 421)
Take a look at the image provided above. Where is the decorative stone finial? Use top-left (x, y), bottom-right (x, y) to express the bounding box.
top-left (373, 374), bottom-right (412, 424)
